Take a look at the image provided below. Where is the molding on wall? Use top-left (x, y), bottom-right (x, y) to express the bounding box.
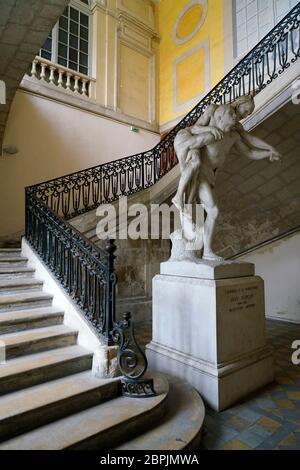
top-left (117, 39), bottom-right (156, 123)
top-left (117, 10), bottom-right (158, 40)
top-left (173, 0), bottom-right (208, 45)
top-left (116, 4), bottom-right (157, 125)
top-left (117, 0), bottom-right (156, 31)
top-left (222, 0), bottom-right (236, 74)
top-left (91, 0), bottom-right (158, 40)
top-left (172, 37), bottom-right (210, 114)
top-left (91, 0), bottom-right (158, 125)
top-left (118, 17), bottom-right (155, 54)
top-left (160, 65), bottom-right (299, 134)
top-left (19, 75), bottom-right (160, 134)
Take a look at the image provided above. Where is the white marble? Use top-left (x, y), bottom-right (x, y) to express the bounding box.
top-left (161, 259), bottom-right (254, 279)
top-left (172, 95), bottom-right (281, 262)
top-left (146, 268), bottom-right (274, 410)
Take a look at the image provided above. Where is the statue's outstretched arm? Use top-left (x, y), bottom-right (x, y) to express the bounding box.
top-left (238, 127), bottom-right (280, 155)
top-left (234, 136), bottom-right (279, 161)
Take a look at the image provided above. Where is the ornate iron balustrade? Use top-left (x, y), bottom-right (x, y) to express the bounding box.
top-left (27, 4), bottom-right (300, 220)
top-left (24, 4), bottom-right (299, 389)
top-left (25, 191), bottom-right (154, 394)
top-left (25, 191), bottom-right (117, 344)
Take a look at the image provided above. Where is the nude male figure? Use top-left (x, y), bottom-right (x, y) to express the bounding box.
top-left (172, 96), bottom-right (281, 261)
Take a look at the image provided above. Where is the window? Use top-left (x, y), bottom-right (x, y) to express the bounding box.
top-left (233, 0), bottom-right (298, 59)
top-left (40, 31), bottom-right (52, 62)
top-left (40, 2), bottom-right (90, 76)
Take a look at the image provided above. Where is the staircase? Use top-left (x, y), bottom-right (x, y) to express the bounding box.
top-left (1, 5), bottom-right (298, 451)
top-left (0, 248), bottom-right (204, 450)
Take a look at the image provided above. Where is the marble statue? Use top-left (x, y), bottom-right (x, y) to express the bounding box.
top-left (171, 95), bottom-right (281, 262)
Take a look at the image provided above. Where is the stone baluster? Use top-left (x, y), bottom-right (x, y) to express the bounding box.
top-left (31, 59), bottom-right (38, 78)
top-left (74, 75), bottom-right (80, 94)
top-left (57, 69), bottom-right (64, 88)
top-left (49, 66), bottom-right (56, 86)
top-left (30, 57), bottom-right (94, 99)
top-left (40, 62), bottom-right (47, 82)
top-left (89, 80), bottom-right (96, 99)
top-left (81, 78), bottom-right (88, 96)
top-left (66, 72), bottom-right (72, 91)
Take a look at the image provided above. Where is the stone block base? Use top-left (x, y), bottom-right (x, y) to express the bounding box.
top-left (147, 342), bottom-right (274, 411)
top-left (146, 262), bottom-right (274, 411)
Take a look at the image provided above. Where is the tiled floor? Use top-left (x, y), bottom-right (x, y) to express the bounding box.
top-left (136, 319), bottom-right (300, 450)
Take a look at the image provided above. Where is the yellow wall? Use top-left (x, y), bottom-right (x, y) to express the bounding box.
top-left (158, 0), bottom-right (224, 128)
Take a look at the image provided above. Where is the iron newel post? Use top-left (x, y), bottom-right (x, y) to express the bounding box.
top-left (105, 240), bottom-right (156, 397)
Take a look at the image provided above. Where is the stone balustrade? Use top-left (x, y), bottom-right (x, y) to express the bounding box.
top-left (30, 56), bottom-right (96, 99)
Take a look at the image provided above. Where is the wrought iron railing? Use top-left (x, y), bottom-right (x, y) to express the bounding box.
top-left (25, 191), bottom-right (117, 345)
top-left (27, 4), bottom-right (300, 220)
top-left (25, 4), bottom-right (299, 390)
top-left (25, 191), bottom-right (154, 395)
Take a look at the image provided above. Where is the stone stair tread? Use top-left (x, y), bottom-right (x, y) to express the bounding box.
top-left (0, 325), bottom-right (77, 348)
top-left (0, 291), bottom-right (53, 307)
top-left (0, 257), bottom-right (28, 263)
top-left (115, 374), bottom-right (204, 450)
top-left (0, 307), bottom-right (64, 324)
top-left (0, 267), bottom-right (35, 275)
top-left (0, 374), bottom-right (168, 450)
top-left (0, 345), bottom-right (92, 380)
top-left (0, 249), bottom-right (22, 253)
top-left (0, 250), bottom-right (22, 258)
top-left (0, 278), bottom-right (43, 289)
top-left (0, 371), bottom-right (119, 423)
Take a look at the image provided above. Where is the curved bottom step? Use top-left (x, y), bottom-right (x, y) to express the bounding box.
top-left (0, 374), bottom-right (169, 450)
top-left (115, 373), bottom-right (205, 451)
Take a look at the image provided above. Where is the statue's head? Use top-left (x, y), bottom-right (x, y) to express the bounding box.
top-left (232, 95), bottom-right (255, 120)
top-left (214, 105), bottom-right (237, 132)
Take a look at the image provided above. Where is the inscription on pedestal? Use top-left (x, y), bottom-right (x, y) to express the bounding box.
top-left (225, 285), bottom-right (259, 313)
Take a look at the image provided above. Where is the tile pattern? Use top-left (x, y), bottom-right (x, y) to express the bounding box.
top-left (136, 319), bottom-right (300, 450)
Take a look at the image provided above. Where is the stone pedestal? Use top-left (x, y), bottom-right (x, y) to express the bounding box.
top-left (146, 260), bottom-right (274, 411)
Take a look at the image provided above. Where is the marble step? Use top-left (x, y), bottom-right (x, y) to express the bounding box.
top-left (0, 374), bottom-right (169, 450)
top-left (0, 249), bottom-right (22, 254)
top-left (0, 267), bottom-right (35, 279)
top-left (0, 278), bottom-right (44, 295)
top-left (0, 307), bottom-right (64, 334)
top-left (0, 325), bottom-right (78, 359)
top-left (0, 345), bottom-right (93, 395)
top-left (0, 257), bottom-right (28, 266)
top-left (115, 375), bottom-right (205, 451)
top-left (0, 292), bottom-right (53, 312)
top-left (0, 371), bottom-right (119, 442)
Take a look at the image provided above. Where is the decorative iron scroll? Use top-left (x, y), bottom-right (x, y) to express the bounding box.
top-left (24, 4), bottom-right (300, 390)
top-left (26, 5), bottom-right (300, 220)
top-left (25, 192), bottom-right (117, 344)
top-left (112, 312), bottom-right (156, 398)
